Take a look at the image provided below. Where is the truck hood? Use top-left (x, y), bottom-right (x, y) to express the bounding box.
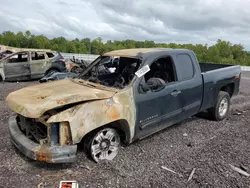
top-left (6, 79), bottom-right (116, 118)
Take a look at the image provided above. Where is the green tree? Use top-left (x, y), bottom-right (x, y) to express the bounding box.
top-left (2, 31), bottom-right (17, 46)
top-left (16, 31), bottom-right (28, 48)
top-left (0, 30), bottom-right (249, 66)
top-left (91, 37), bottom-right (105, 55)
top-left (81, 38), bottom-right (92, 54)
top-left (66, 41), bottom-right (77, 53)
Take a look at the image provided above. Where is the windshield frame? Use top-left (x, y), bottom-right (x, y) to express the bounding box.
top-left (76, 54), bottom-right (143, 89)
top-left (77, 55), bottom-right (102, 78)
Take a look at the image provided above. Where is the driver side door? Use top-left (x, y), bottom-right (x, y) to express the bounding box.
top-left (134, 56), bottom-right (182, 139)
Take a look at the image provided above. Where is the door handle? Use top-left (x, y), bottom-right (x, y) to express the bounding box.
top-left (171, 90), bottom-right (181, 97)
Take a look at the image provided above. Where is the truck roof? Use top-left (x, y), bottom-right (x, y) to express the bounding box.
top-left (103, 48), bottom-right (173, 58)
top-left (103, 48), bottom-right (192, 58)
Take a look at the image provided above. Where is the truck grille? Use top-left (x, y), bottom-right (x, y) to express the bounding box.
top-left (16, 115), bottom-right (47, 144)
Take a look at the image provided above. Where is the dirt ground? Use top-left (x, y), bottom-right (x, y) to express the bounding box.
top-left (0, 73), bottom-right (250, 188)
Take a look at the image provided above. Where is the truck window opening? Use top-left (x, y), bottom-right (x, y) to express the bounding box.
top-left (81, 56), bottom-right (142, 89)
top-left (144, 56), bottom-right (176, 84)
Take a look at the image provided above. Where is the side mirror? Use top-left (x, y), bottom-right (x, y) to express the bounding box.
top-left (141, 77), bottom-right (165, 92)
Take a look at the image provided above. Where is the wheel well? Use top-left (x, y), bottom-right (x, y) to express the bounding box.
top-left (81, 120), bottom-right (131, 145)
top-left (220, 83), bottom-right (234, 97)
top-left (109, 120), bottom-right (131, 144)
top-left (45, 68), bottom-right (60, 74)
top-left (0, 75), bottom-right (3, 82)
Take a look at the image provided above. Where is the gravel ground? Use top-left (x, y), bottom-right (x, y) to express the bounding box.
top-left (0, 73), bottom-right (250, 188)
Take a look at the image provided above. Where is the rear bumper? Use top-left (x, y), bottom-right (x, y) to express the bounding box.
top-left (8, 116), bottom-right (77, 163)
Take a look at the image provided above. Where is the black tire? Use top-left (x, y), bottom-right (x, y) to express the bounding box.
top-left (209, 91), bottom-right (230, 121)
top-left (0, 76), bottom-right (3, 82)
top-left (45, 69), bottom-right (59, 76)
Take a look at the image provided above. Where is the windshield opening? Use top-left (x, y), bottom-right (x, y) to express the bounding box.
top-left (78, 55), bottom-right (142, 89)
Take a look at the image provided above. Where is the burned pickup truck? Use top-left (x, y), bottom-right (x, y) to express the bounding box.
top-left (6, 48), bottom-right (241, 163)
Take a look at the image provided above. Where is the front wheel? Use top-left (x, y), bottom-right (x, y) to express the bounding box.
top-left (209, 91), bottom-right (230, 121)
top-left (86, 128), bottom-right (121, 162)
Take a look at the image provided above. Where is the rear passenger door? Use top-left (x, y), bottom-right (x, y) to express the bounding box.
top-left (174, 53), bottom-right (203, 119)
top-left (30, 51), bottom-right (49, 78)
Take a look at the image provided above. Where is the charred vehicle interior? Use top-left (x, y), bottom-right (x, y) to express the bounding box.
top-left (79, 56), bottom-right (142, 89)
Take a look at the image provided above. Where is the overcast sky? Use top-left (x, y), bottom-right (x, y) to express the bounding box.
top-left (1, 0), bottom-right (250, 49)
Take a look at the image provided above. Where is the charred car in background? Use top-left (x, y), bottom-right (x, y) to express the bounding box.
top-left (0, 50), bottom-right (13, 60)
top-left (0, 50), bottom-right (68, 82)
top-left (39, 56), bottom-right (117, 83)
top-left (39, 71), bottom-right (78, 83)
top-left (39, 58), bottom-right (90, 83)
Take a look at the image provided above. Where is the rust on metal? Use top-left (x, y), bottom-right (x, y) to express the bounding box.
top-left (106, 106), bottom-right (120, 119)
top-left (6, 79), bottom-right (136, 145)
top-left (47, 87), bottom-right (136, 144)
top-left (59, 122), bottom-right (72, 146)
top-left (34, 146), bottom-right (52, 162)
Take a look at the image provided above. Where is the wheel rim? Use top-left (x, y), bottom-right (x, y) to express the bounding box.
top-left (219, 98), bottom-right (228, 117)
top-left (90, 128), bottom-right (120, 162)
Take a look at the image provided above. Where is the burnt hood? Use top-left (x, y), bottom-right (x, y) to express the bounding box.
top-left (6, 79), bottom-right (117, 118)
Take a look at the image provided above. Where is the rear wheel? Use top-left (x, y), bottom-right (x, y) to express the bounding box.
top-left (209, 91), bottom-right (230, 121)
top-left (86, 128), bottom-right (121, 162)
top-left (45, 69), bottom-right (59, 76)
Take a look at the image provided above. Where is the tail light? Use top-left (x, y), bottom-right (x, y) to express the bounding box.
top-left (233, 74), bottom-right (239, 79)
top-left (59, 58), bottom-right (65, 62)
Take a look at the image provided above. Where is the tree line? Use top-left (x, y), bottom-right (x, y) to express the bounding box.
top-left (1, 30), bottom-right (250, 66)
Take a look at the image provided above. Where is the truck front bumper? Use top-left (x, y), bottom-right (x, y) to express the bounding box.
top-left (8, 116), bottom-right (77, 163)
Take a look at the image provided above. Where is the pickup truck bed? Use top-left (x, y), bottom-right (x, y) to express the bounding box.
top-left (199, 62), bottom-right (234, 72)
top-left (199, 63), bottom-right (241, 112)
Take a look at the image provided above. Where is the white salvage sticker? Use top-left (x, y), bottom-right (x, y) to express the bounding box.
top-left (135, 65), bottom-right (150, 77)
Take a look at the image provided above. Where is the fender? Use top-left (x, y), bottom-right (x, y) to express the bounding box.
top-left (47, 88), bottom-right (136, 144)
top-left (46, 62), bottom-right (66, 73)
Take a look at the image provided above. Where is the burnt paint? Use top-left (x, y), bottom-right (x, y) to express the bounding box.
top-left (9, 116), bottom-right (77, 163)
top-left (46, 87), bottom-right (136, 145)
top-left (4, 60), bottom-right (31, 81)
